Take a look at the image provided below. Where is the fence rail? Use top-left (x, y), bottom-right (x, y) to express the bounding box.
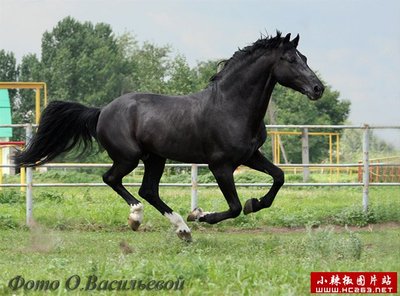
top-left (1, 123), bottom-right (399, 226)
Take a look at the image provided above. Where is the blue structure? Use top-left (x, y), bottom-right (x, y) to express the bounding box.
top-left (0, 89), bottom-right (12, 137)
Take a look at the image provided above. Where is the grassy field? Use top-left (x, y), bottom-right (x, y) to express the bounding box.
top-left (1, 185), bottom-right (399, 231)
top-left (0, 226), bottom-right (399, 295)
top-left (0, 174), bottom-right (399, 295)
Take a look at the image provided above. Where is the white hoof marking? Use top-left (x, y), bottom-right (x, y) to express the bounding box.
top-left (129, 203), bottom-right (144, 224)
top-left (164, 212), bottom-right (191, 234)
top-left (187, 207), bottom-right (212, 221)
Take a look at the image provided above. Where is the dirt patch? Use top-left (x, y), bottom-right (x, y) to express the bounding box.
top-left (23, 221), bottom-right (63, 253)
top-left (197, 222), bottom-right (400, 235)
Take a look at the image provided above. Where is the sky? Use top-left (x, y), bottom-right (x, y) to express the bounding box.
top-left (0, 0), bottom-right (399, 146)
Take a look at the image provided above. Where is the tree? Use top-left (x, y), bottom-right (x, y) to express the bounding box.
top-left (341, 129), bottom-right (396, 162)
top-left (193, 60), bottom-right (220, 90)
top-left (119, 33), bottom-right (173, 95)
top-left (15, 54), bottom-right (42, 124)
top-left (165, 55), bottom-right (197, 95)
top-left (41, 17), bottom-right (127, 106)
top-left (118, 32), bottom-right (210, 96)
top-left (0, 50), bottom-right (18, 82)
top-left (0, 50), bottom-right (19, 138)
top-left (0, 50), bottom-right (18, 102)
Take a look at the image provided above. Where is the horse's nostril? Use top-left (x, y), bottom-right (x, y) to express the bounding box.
top-left (314, 85), bottom-right (321, 93)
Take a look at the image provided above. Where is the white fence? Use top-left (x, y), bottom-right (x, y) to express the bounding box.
top-left (1, 124), bottom-right (399, 226)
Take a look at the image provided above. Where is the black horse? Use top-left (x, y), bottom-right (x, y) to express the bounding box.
top-left (15, 32), bottom-right (324, 241)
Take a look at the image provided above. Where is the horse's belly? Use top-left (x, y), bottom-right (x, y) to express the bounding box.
top-left (141, 133), bottom-right (207, 163)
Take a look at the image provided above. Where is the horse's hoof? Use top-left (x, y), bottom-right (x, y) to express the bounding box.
top-left (128, 217), bottom-right (141, 231)
top-left (187, 207), bottom-right (203, 222)
top-left (177, 230), bottom-right (192, 242)
top-left (243, 198), bottom-right (257, 215)
top-left (128, 203), bottom-right (143, 231)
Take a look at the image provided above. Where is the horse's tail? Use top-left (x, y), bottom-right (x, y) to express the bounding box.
top-left (15, 101), bottom-right (101, 167)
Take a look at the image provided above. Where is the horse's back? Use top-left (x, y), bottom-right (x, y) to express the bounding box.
top-left (97, 92), bottom-right (208, 162)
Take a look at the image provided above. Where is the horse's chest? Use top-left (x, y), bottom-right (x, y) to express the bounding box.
top-left (223, 133), bottom-right (263, 163)
top-left (241, 136), bottom-right (262, 156)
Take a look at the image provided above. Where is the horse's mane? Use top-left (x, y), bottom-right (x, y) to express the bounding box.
top-left (210, 31), bottom-right (285, 82)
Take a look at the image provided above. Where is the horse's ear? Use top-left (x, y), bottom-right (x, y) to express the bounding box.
top-left (283, 33), bottom-right (291, 44)
top-left (292, 34), bottom-right (300, 48)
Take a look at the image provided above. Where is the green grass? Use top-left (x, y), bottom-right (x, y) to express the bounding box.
top-left (0, 226), bottom-right (399, 295)
top-left (0, 185), bottom-right (399, 231)
top-left (0, 172), bottom-right (399, 295)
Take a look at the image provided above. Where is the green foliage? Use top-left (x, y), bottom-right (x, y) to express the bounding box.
top-left (333, 206), bottom-right (377, 227)
top-left (40, 17), bottom-right (127, 106)
top-left (0, 50), bottom-right (18, 82)
top-left (340, 128), bottom-right (396, 162)
top-left (37, 191), bottom-right (65, 203)
top-left (193, 60), bottom-right (220, 90)
top-left (265, 84), bottom-right (351, 163)
top-left (0, 50), bottom-right (18, 129)
top-left (118, 32), bottom-right (216, 95)
top-left (297, 227), bottom-right (362, 260)
top-left (13, 54), bottom-right (42, 138)
top-left (165, 54), bottom-right (197, 95)
top-left (0, 214), bottom-right (18, 229)
top-left (33, 170), bottom-right (100, 183)
top-left (0, 190), bottom-right (24, 204)
top-left (271, 83), bottom-right (350, 126)
top-left (123, 40), bottom-right (172, 94)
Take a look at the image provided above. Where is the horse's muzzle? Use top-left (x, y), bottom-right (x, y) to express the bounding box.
top-left (312, 84), bottom-right (324, 100)
top-left (304, 82), bottom-right (324, 100)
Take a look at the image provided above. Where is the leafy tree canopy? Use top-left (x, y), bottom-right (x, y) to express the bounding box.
top-left (41, 16), bottom-right (127, 105)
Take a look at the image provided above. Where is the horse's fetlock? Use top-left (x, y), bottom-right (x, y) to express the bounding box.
top-left (262, 198), bottom-right (273, 208)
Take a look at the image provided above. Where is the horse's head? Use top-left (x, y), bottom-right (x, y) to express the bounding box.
top-left (273, 33), bottom-right (324, 100)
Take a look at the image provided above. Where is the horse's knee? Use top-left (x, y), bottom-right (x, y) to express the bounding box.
top-left (103, 173), bottom-right (118, 187)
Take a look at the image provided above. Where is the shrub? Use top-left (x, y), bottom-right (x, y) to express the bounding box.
top-left (0, 190), bottom-right (24, 204)
top-left (0, 214), bottom-right (18, 229)
top-left (294, 226), bottom-right (362, 260)
top-left (333, 206), bottom-right (376, 227)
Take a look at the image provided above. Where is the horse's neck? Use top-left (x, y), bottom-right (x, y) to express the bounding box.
top-left (251, 74), bottom-right (276, 129)
top-left (215, 63), bottom-right (276, 131)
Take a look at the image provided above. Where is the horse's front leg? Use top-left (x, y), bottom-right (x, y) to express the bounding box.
top-left (242, 150), bottom-right (284, 214)
top-left (188, 164), bottom-right (242, 224)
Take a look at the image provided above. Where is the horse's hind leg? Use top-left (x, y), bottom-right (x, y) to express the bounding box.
top-left (139, 154), bottom-right (192, 242)
top-left (103, 159), bottom-right (144, 231)
top-left (242, 150), bottom-right (284, 214)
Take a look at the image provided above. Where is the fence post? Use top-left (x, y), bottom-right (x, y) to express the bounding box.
top-left (191, 164), bottom-right (198, 210)
top-left (25, 124), bottom-right (34, 227)
top-left (362, 124), bottom-right (370, 213)
top-left (302, 128), bottom-right (310, 182)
